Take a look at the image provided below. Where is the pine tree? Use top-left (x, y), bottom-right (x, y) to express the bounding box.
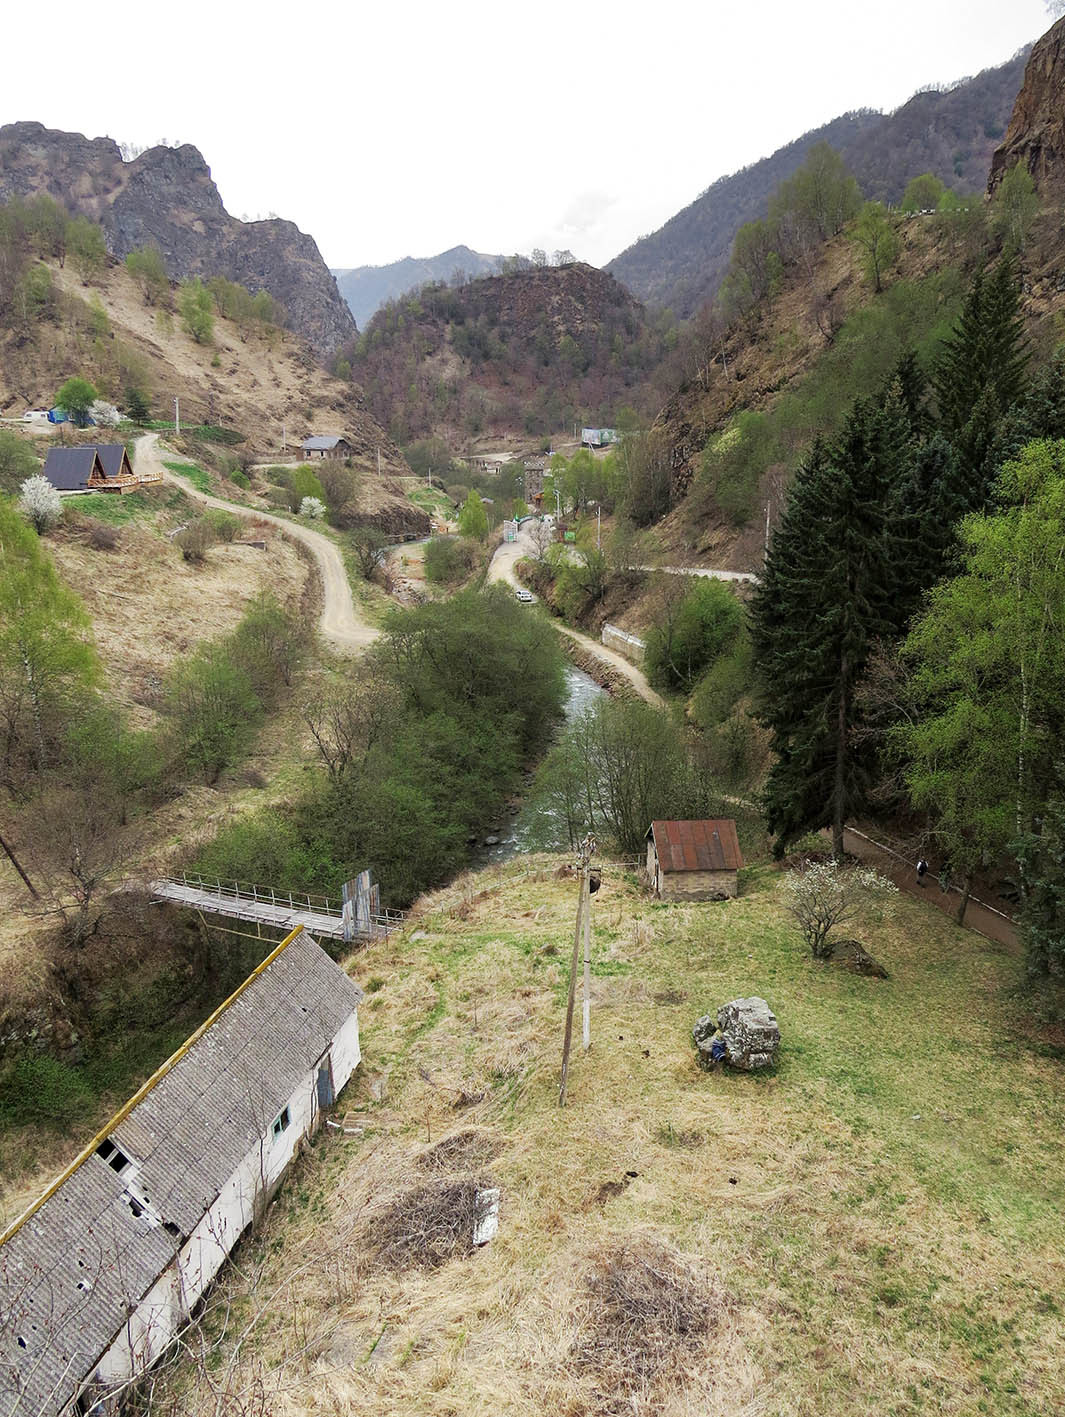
top-left (751, 396), bottom-right (911, 857)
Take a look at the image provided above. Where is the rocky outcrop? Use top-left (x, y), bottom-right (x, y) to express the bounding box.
top-left (693, 997), bottom-right (779, 1071)
top-left (0, 122), bottom-right (355, 357)
top-left (989, 18), bottom-right (1065, 196)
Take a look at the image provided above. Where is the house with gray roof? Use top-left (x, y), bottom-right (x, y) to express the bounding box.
top-left (300, 435), bottom-right (353, 460)
top-left (41, 444), bottom-right (154, 495)
top-left (0, 926), bottom-right (364, 1416)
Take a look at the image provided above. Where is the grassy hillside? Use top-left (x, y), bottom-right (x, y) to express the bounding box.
top-left (152, 857), bottom-right (1065, 1417)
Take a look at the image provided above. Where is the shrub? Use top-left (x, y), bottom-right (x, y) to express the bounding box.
top-left (86, 519), bottom-right (120, 551)
top-left (174, 518), bottom-right (215, 562)
top-left (165, 646), bottom-right (263, 782)
top-left (424, 535), bottom-right (476, 584)
top-left (644, 579), bottom-right (744, 694)
top-left (299, 495), bottom-right (326, 519)
top-left (0, 430), bottom-right (40, 494)
top-left (230, 468), bottom-right (250, 489)
top-left (204, 509), bottom-right (241, 542)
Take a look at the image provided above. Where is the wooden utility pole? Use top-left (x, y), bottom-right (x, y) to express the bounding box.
top-left (560, 834), bottom-right (596, 1106)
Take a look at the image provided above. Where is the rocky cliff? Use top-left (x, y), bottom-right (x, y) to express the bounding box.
top-left (988, 18), bottom-right (1065, 195)
top-left (333, 245), bottom-right (501, 328)
top-left (0, 122), bottom-right (355, 358)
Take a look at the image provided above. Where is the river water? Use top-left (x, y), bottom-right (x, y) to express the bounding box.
top-left (476, 664), bottom-right (605, 863)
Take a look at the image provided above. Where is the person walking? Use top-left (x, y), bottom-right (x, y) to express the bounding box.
top-left (916, 858), bottom-right (929, 887)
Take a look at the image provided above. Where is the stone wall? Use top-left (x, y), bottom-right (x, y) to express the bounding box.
top-left (659, 868), bottom-right (737, 901)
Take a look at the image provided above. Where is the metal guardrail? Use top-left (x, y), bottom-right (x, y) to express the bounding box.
top-left (179, 872), bottom-right (343, 914)
top-left (160, 875), bottom-right (407, 938)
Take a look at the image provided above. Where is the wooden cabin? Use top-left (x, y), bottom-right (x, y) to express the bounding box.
top-left (42, 444), bottom-right (148, 494)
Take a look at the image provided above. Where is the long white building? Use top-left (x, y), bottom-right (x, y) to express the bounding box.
top-left (0, 925), bottom-right (364, 1415)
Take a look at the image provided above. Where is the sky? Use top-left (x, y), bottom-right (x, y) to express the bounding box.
top-left (2, 0), bottom-right (1059, 272)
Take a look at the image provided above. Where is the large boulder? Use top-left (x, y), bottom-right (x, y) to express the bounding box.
top-left (693, 997), bottom-right (779, 1071)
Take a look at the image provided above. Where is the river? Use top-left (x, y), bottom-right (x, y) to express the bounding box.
top-left (476, 663), bottom-right (605, 863)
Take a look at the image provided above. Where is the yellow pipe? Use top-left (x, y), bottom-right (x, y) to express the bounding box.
top-left (0, 925), bottom-right (305, 1249)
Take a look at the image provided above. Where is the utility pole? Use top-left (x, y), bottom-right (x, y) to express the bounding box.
top-left (377, 445), bottom-right (382, 476)
top-left (597, 504), bottom-right (601, 551)
top-left (174, 397), bottom-right (180, 436)
top-left (764, 499), bottom-right (771, 563)
top-left (560, 833), bottom-right (596, 1106)
top-left (282, 422), bottom-right (287, 452)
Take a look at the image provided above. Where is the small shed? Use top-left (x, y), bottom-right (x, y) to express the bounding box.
top-left (301, 435), bottom-right (352, 460)
top-left (646, 819), bottom-right (743, 900)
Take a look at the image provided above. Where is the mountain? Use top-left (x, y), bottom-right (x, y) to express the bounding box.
top-left (333, 245), bottom-right (501, 329)
top-left (989, 17), bottom-right (1065, 195)
top-left (607, 47), bottom-right (1031, 316)
top-left (0, 122), bottom-right (355, 358)
top-left (348, 261), bottom-right (666, 443)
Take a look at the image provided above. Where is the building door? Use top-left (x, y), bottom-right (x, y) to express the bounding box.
top-left (316, 1055), bottom-right (335, 1109)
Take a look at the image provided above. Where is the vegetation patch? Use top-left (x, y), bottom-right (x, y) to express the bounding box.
top-left (416, 1128), bottom-right (499, 1174)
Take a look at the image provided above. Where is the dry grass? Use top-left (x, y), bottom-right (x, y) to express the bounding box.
top-left (134, 858), bottom-right (1065, 1416)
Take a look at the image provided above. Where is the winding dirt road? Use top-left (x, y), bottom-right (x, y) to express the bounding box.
top-left (134, 434), bottom-right (378, 652)
top-left (487, 523), bottom-right (664, 707)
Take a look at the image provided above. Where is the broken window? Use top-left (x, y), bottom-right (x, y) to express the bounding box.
top-left (95, 1139), bottom-right (131, 1174)
top-left (271, 1106), bottom-right (291, 1138)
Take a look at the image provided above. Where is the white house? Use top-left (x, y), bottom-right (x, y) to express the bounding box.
top-left (0, 926), bottom-right (364, 1416)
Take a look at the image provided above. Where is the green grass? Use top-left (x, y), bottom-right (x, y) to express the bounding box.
top-left (186, 857), bottom-right (1065, 1416)
top-left (65, 486), bottom-right (189, 525)
top-left (163, 460), bottom-right (211, 494)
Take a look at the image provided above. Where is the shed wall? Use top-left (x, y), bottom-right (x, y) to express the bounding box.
top-left (659, 868), bottom-right (737, 901)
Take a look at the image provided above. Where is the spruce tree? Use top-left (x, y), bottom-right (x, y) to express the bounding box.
top-left (751, 395), bottom-right (911, 857)
top-left (933, 255), bottom-right (1031, 498)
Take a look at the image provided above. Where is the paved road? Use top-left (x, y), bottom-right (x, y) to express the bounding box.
top-left (843, 826), bottom-right (1017, 948)
top-left (487, 523), bottom-right (665, 707)
top-left (134, 434), bottom-right (378, 652)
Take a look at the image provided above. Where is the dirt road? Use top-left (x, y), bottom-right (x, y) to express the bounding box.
top-left (134, 434), bottom-right (378, 652)
top-left (487, 524), bottom-right (664, 707)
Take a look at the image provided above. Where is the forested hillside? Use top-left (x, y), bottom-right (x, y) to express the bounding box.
top-left (608, 47), bottom-right (1029, 316)
top-left (332, 245), bottom-right (501, 329)
top-left (347, 261), bottom-right (671, 442)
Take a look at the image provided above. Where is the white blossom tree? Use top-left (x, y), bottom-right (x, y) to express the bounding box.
top-left (782, 859), bottom-right (897, 958)
top-left (19, 474), bottom-right (62, 533)
top-left (299, 496), bottom-right (326, 520)
top-left (90, 399), bottom-right (122, 427)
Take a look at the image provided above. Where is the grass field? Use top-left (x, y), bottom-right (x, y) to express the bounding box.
top-left (157, 857), bottom-right (1065, 1417)
top-left (163, 459), bottom-right (212, 494)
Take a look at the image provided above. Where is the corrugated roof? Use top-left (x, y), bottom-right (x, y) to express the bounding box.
top-left (301, 435), bottom-right (346, 450)
top-left (0, 928), bottom-right (363, 1417)
top-left (41, 446), bottom-right (104, 490)
top-left (647, 819), bottom-right (743, 873)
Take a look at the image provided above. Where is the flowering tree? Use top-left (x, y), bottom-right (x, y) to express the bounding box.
top-left (19, 474), bottom-right (62, 533)
top-left (90, 399), bottom-right (121, 427)
top-left (782, 859), bottom-right (897, 958)
top-left (299, 496), bottom-right (326, 520)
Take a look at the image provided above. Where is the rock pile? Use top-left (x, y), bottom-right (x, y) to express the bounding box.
top-left (693, 997), bottom-right (779, 1071)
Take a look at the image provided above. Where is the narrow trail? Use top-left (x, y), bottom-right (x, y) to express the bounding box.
top-left (134, 434), bottom-right (378, 651)
top-left (487, 526), bottom-right (665, 707)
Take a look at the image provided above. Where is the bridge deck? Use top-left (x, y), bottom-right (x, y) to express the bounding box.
top-left (149, 880), bottom-right (347, 939)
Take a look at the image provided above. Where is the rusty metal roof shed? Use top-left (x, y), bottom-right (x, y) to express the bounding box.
top-left (647, 819), bottom-right (743, 873)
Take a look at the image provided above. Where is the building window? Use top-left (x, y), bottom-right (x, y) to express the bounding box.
top-left (96, 1139), bottom-right (131, 1174)
top-left (271, 1107), bottom-right (290, 1139)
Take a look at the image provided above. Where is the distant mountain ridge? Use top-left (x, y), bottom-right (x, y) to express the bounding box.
top-left (333, 245), bottom-right (502, 328)
top-left (607, 46), bottom-right (1031, 315)
top-left (0, 122), bottom-right (355, 358)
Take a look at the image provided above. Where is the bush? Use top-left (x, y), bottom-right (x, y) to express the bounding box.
top-left (644, 579), bottom-right (744, 694)
top-left (229, 593), bottom-right (305, 701)
top-left (19, 474), bottom-right (62, 532)
top-left (174, 518), bottom-right (215, 562)
top-left (229, 468), bottom-right (250, 489)
top-left (86, 519), bottom-right (120, 551)
top-left (424, 535), bottom-right (476, 584)
top-left (165, 646), bottom-right (263, 782)
top-left (782, 860), bottom-right (897, 958)
top-left (204, 509), bottom-right (241, 542)
top-left (299, 495), bottom-right (326, 519)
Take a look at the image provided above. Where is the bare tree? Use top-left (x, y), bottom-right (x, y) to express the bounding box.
top-left (303, 671), bottom-right (401, 783)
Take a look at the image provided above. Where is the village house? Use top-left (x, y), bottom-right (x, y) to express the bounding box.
top-left (645, 819), bottom-right (744, 900)
top-left (300, 435), bottom-right (353, 460)
top-left (522, 457), bottom-right (548, 500)
top-left (41, 444), bottom-right (160, 495)
top-left (0, 926), bottom-right (364, 1417)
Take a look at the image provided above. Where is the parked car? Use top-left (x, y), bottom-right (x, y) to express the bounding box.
top-left (515, 588), bottom-right (535, 603)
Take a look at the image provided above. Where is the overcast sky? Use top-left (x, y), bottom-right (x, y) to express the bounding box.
top-left (3, 0), bottom-right (1057, 271)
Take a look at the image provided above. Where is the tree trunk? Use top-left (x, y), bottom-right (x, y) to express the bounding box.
top-left (0, 830), bottom-right (38, 898)
top-left (832, 669), bottom-right (848, 861)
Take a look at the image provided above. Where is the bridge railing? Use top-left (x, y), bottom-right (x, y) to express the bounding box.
top-left (178, 871), bottom-right (344, 915)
